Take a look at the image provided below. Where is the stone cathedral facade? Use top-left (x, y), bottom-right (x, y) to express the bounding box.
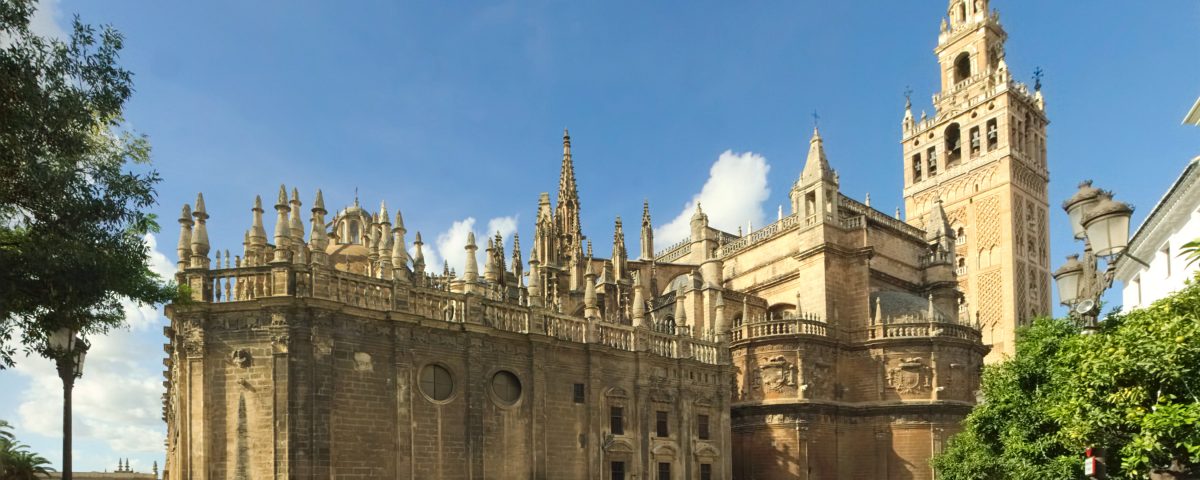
top-left (161, 1), bottom-right (1043, 479)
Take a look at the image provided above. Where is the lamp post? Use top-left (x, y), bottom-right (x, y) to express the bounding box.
top-left (48, 327), bottom-right (89, 480)
top-left (1053, 181), bottom-right (1143, 333)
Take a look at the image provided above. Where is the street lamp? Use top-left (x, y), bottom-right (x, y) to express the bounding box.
top-left (48, 327), bottom-right (89, 480)
top-left (1053, 181), bottom-right (1141, 334)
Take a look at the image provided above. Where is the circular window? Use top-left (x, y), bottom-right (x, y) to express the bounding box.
top-left (491, 371), bottom-right (522, 405)
top-left (420, 364), bottom-right (454, 401)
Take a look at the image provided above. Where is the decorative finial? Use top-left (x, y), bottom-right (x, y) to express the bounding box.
top-left (904, 86), bottom-right (913, 109)
top-left (812, 110), bottom-right (820, 130)
top-left (1032, 66), bottom-right (1044, 92)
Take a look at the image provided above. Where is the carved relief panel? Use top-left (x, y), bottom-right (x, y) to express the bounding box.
top-left (886, 357), bottom-right (932, 396)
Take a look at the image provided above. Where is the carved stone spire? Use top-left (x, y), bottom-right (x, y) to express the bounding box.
top-left (309, 190), bottom-right (329, 265)
top-left (392, 210), bottom-right (409, 280)
top-left (190, 193), bottom-right (210, 269)
top-left (483, 237), bottom-right (498, 284)
top-left (612, 216), bottom-right (627, 280)
top-left (640, 199), bottom-right (654, 260)
top-left (583, 260), bottom-right (598, 319)
top-left (272, 185), bottom-right (290, 262)
top-left (377, 202), bottom-right (393, 278)
top-left (510, 233), bottom-right (523, 280)
top-left (463, 232), bottom-right (479, 287)
top-left (527, 242), bottom-right (543, 307)
top-left (288, 187), bottom-right (304, 243)
top-left (177, 203), bottom-right (193, 271)
top-left (250, 195), bottom-right (268, 250)
top-left (555, 129), bottom-right (582, 265)
top-left (632, 271), bottom-right (646, 327)
top-left (412, 231), bottom-right (426, 274)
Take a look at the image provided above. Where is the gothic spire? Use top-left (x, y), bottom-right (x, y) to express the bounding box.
top-left (640, 199), bottom-right (654, 260)
top-left (391, 210), bottom-right (409, 278)
top-left (510, 233), bottom-right (523, 279)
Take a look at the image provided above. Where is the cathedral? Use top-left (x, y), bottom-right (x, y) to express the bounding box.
top-left (161, 1), bottom-right (1047, 478)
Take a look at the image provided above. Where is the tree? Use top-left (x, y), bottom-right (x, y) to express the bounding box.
top-left (0, 420), bottom-right (55, 479)
top-left (933, 276), bottom-right (1200, 479)
top-left (0, 0), bottom-right (177, 367)
top-left (931, 317), bottom-right (1083, 479)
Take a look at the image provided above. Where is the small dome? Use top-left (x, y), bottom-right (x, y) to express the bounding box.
top-left (327, 243), bottom-right (371, 274)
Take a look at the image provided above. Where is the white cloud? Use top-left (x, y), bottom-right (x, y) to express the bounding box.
top-left (418, 215), bottom-right (520, 276)
top-left (28, 0), bottom-right (68, 40)
top-left (655, 150), bottom-right (771, 245)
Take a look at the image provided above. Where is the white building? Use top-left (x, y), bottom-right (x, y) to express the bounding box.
top-left (1115, 156), bottom-right (1200, 309)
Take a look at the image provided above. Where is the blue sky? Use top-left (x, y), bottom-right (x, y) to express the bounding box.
top-left (2, 0), bottom-right (1198, 473)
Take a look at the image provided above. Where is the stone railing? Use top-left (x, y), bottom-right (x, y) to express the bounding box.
top-left (730, 312), bottom-right (828, 342)
top-left (180, 263), bottom-right (724, 365)
top-left (655, 240), bottom-right (692, 263)
top-left (839, 195), bottom-right (926, 239)
top-left (719, 212), bottom-right (810, 259)
top-left (850, 321), bottom-right (981, 343)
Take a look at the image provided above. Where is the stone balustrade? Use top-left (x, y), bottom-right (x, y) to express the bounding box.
top-left (730, 313), bottom-right (828, 342)
top-left (181, 263), bottom-right (724, 365)
top-left (850, 321), bottom-right (981, 343)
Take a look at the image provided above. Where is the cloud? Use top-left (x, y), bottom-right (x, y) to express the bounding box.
top-left (420, 215), bottom-right (520, 275)
top-left (655, 150), bottom-right (771, 245)
top-left (27, 0), bottom-right (68, 39)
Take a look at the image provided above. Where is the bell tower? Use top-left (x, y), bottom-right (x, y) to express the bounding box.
top-left (901, 0), bottom-right (1051, 363)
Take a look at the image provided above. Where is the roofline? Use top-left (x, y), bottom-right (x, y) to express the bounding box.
top-left (1186, 96), bottom-right (1200, 126)
top-left (1115, 155), bottom-right (1200, 279)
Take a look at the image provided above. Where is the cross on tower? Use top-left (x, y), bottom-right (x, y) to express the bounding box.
top-left (1032, 66), bottom-right (1044, 92)
top-left (904, 86), bottom-right (913, 107)
top-left (811, 110), bottom-right (820, 129)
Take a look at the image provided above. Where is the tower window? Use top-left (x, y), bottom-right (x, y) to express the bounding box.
top-left (657, 462), bottom-right (671, 480)
top-left (573, 383), bottom-right (585, 403)
top-left (805, 191), bottom-right (817, 217)
top-left (986, 119), bottom-right (998, 150)
top-left (912, 154), bottom-right (923, 182)
top-left (969, 126), bottom-right (981, 157)
top-left (954, 52), bottom-right (971, 83)
top-left (945, 124), bottom-right (962, 165)
top-left (927, 147), bottom-right (938, 177)
top-left (698, 414), bottom-right (710, 440)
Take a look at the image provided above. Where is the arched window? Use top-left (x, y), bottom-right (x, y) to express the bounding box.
top-left (954, 52), bottom-right (971, 83)
top-left (945, 123), bottom-right (962, 165)
top-left (956, 226), bottom-right (967, 244)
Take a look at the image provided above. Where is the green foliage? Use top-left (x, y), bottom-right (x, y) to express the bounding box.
top-left (0, 420), bottom-right (55, 479)
top-left (932, 317), bottom-right (1085, 479)
top-left (1182, 238), bottom-right (1200, 268)
top-left (933, 278), bottom-right (1200, 479)
top-left (0, 0), bottom-right (179, 367)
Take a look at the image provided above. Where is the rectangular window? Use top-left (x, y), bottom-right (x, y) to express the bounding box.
top-left (573, 383), bottom-right (585, 404)
top-left (969, 126), bottom-right (981, 156)
top-left (698, 414), bottom-right (710, 440)
top-left (657, 462), bottom-right (671, 480)
top-left (927, 147), bottom-right (938, 177)
top-left (611, 461), bottom-right (626, 480)
top-left (986, 119), bottom-right (998, 150)
top-left (656, 411), bottom-right (669, 437)
top-left (911, 153), bottom-right (922, 182)
top-left (610, 406), bottom-right (624, 435)
top-left (700, 464), bottom-right (712, 480)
